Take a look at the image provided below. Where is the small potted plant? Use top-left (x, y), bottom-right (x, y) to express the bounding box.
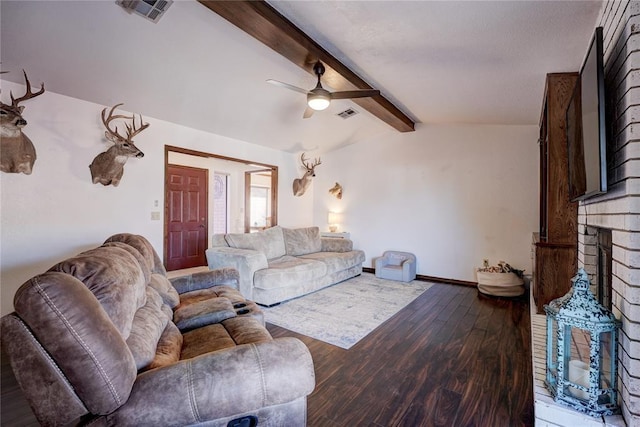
top-left (476, 260), bottom-right (525, 297)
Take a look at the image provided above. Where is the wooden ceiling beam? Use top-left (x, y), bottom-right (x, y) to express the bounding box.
top-left (198, 0), bottom-right (415, 133)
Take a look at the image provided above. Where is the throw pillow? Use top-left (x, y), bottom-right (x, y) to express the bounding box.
top-left (225, 226), bottom-right (286, 260)
top-left (283, 226), bottom-right (322, 256)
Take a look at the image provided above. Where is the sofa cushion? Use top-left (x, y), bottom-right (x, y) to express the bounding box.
top-left (148, 274), bottom-right (180, 308)
top-left (211, 233), bottom-right (229, 247)
top-left (283, 226), bottom-right (322, 256)
top-left (181, 317), bottom-right (273, 360)
top-left (102, 241), bottom-right (151, 285)
top-left (254, 256), bottom-right (327, 290)
top-left (180, 324), bottom-right (237, 359)
top-left (126, 287), bottom-right (170, 370)
top-left (104, 233), bottom-right (167, 276)
top-left (225, 226), bottom-right (286, 260)
top-left (299, 250), bottom-right (366, 275)
top-left (48, 245), bottom-right (147, 339)
top-left (321, 237), bottom-right (353, 252)
top-left (147, 321), bottom-right (182, 371)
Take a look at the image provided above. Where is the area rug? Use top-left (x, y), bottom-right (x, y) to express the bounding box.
top-left (262, 273), bottom-right (434, 349)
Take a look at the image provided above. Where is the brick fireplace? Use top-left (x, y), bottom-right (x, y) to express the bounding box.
top-left (577, 1), bottom-right (640, 425)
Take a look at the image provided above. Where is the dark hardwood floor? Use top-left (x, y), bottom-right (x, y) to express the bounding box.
top-left (269, 283), bottom-right (534, 427)
top-left (1, 283), bottom-right (533, 427)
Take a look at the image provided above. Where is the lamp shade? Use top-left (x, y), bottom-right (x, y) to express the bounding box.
top-left (328, 212), bottom-right (342, 224)
top-left (328, 212), bottom-right (342, 232)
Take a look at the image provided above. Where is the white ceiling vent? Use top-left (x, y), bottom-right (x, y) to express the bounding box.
top-left (117, 0), bottom-right (172, 23)
top-left (337, 108), bottom-right (359, 119)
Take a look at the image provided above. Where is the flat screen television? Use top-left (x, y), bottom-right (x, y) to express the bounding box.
top-left (566, 26), bottom-right (608, 201)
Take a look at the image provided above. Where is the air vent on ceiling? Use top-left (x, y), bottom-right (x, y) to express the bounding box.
top-left (117, 0), bottom-right (172, 23)
top-left (337, 108), bottom-right (359, 119)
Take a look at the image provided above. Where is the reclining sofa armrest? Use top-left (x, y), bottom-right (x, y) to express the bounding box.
top-left (205, 247), bottom-right (268, 300)
top-left (321, 237), bottom-right (353, 253)
top-left (105, 337), bottom-right (315, 426)
top-left (169, 268), bottom-right (240, 294)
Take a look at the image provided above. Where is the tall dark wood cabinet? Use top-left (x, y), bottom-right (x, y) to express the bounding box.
top-left (533, 73), bottom-right (579, 313)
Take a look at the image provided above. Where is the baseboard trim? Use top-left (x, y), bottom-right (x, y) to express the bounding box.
top-left (362, 267), bottom-right (477, 287)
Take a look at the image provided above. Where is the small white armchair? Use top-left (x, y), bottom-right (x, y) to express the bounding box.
top-left (375, 251), bottom-right (417, 282)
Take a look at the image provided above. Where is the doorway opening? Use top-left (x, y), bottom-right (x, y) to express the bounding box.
top-left (163, 145), bottom-right (278, 270)
top-left (245, 169), bottom-right (273, 232)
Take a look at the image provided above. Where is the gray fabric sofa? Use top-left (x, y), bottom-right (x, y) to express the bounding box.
top-left (206, 226), bottom-right (365, 306)
top-left (0, 233), bottom-right (315, 427)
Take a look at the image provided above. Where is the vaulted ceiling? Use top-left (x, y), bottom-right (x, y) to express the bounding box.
top-left (0, 1), bottom-right (602, 154)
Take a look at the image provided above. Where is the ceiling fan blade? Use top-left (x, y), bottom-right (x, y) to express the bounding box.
top-left (303, 106), bottom-right (314, 119)
top-left (266, 79), bottom-right (309, 95)
top-left (330, 89), bottom-right (380, 100)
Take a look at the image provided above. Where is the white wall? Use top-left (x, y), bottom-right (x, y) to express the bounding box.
top-left (0, 81), bottom-right (311, 315)
top-left (313, 124), bottom-right (539, 282)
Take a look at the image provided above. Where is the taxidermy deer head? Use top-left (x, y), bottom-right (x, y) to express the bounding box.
top-left (89, 103), bottom-right (149, 187)
top-left (329, 182), bottom-right (343, 199)
top-left (0, 70), bottom-right (45, 174)
top-left (292, 152), bottom-right (321, 197)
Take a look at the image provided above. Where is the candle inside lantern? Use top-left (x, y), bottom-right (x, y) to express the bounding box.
top-left (568, 360), bottom-right (590, 400)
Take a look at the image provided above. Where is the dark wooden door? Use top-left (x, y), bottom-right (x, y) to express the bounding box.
top-left (166, 165), bottom-right (208, 271)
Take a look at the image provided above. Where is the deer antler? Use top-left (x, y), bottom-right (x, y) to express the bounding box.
top-left (102, 103), bottom-right (149, 141)
top-left (101, 103), bottom-right (135, 140)
top-left (10, 70), bottom-right (45, 108)
top-left (301, 152), bottom-right (321, 171)
top-left (101, 104), bottom-right (149, 141)
top-left (124, 114), bottom-right (150, 140)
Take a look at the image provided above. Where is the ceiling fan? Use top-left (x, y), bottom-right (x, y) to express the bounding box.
top-left (267, 61), bottom-right (380, 118)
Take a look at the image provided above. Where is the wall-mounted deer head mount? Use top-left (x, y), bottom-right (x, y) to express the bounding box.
top-left (89, 103), bottom-right (149, 187)
top-left (0, 70), bottom-right (45, 174)
top-left (292, 152), bottom-right (321, 197)
top-left (329, 182), bottom-right (343, 199)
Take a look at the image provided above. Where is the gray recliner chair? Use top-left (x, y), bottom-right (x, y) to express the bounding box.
top-left (375, 250), bottom-right (417, 282)
top-left (1, 233), bottom-right (315, 426)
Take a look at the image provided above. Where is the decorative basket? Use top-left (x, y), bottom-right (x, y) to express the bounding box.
top-left (476, 271), bottom-right (525, 297)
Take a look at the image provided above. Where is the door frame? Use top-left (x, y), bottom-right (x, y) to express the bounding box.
top-left (163, 145), bottom-right (279, 267)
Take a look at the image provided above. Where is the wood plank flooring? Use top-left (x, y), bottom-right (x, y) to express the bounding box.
top-left (1, 283), bottom-right (533, 426)
top-left (268, 283), bottom-right (534, 427)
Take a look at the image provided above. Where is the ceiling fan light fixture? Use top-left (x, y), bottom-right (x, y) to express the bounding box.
top-left (307, 94), bottom-right (330, 111)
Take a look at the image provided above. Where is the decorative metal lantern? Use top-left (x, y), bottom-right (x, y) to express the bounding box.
top-left (544, 268), bottom-right (621, 416)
